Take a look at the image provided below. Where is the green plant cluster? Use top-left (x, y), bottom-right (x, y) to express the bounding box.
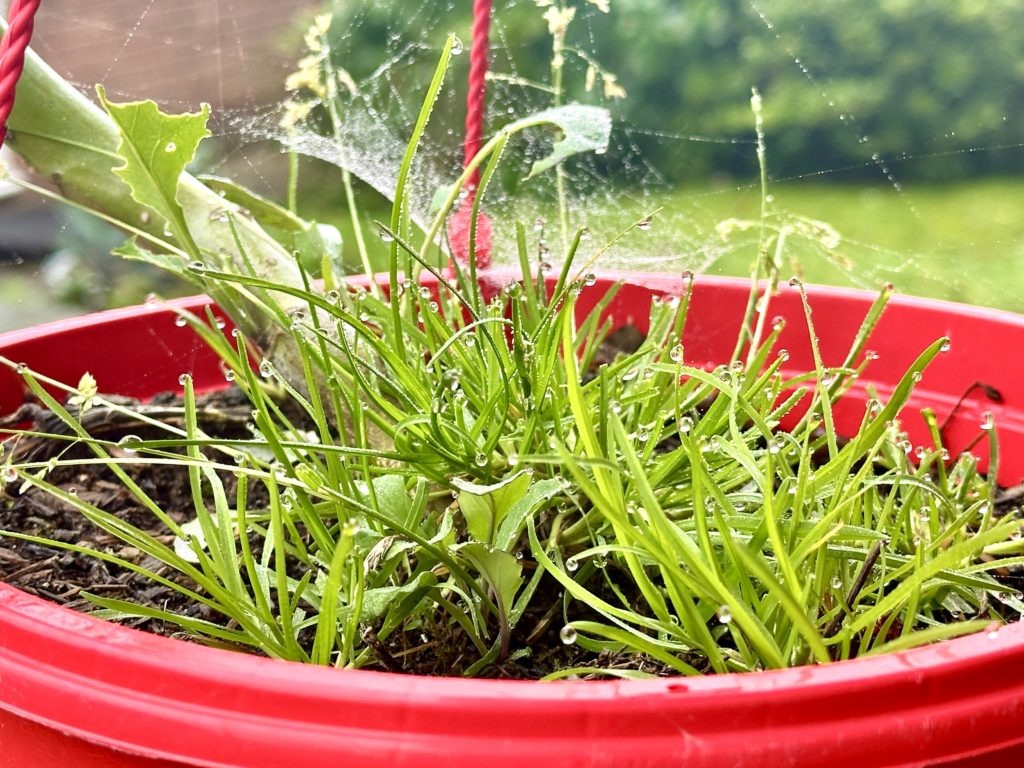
top-left (1, 20), bottom-right (1022, 678)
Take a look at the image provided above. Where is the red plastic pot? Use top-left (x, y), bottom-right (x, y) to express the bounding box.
top-left (2, 273), bottom-right (1024, 767)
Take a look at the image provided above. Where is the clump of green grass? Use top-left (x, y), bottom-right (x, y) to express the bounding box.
top-left (2, 32), bottom-right (1023, 678)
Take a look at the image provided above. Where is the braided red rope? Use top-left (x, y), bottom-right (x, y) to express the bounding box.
top-left (463, 0), bottom-right (491, 192)
top-left (449, 0), bottom-right (493, 270)
top-left (0, 0), bottom-right (41, 148)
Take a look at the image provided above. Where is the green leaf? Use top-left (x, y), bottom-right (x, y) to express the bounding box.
top-left (113, 237), bottom-right (193, 279)
top-left (460, 543), bottom-right (523, 616)
top-left (97, 86), bottom-right (211, 254)
top-left (199, 175), bottom-right (309, 231)
top-left (494, 477), bottom-right (566, 551)
top-left (514, 104), bottom-right (612, 179)
top-left (365, 475), bottom-right (413, 528)
top-left (358, 572), bottom-right (437, 623)
top-left (453, 470), bottom-right (533, 546)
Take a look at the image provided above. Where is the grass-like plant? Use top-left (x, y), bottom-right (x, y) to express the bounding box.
top-left (1, 22), bottom-right (1022, 678)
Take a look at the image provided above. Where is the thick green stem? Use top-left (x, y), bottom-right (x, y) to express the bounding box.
top-left (3, 36), bottom-right (304, 341)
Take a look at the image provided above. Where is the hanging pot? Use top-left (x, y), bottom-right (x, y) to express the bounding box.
top-left (2, 273), bottom-right (1023, 767)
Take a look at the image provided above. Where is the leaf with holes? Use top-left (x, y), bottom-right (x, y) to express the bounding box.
top-left (97, 86), bottom-right (211, 254)
top-left (514, 104), bottom-right (611, 179)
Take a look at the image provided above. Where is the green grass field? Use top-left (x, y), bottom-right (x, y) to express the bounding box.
top-left (652, 178), bottom-right (1024, 312)
top-left (319, 177), bottom-right (1024, 313)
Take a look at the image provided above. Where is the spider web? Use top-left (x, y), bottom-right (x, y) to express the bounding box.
top-left (2, 0), bottom-right (1023, 333)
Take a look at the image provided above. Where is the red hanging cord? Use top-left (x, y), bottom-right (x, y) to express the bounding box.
top-left (0, 0), bottom-right (41, 148)
top-left (449, 0), bottom-right (493, 270)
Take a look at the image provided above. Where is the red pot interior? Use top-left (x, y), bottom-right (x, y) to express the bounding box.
top-left (2, 273), bottom-right (1024, 768)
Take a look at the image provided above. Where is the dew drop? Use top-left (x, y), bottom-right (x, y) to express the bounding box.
top-left (165, 142), bottom-right (177, 152)
top-left (788, 276), bottom-right (802, 288)
top-left (981, 412), bottom-right (995, 431)
top-left (669, 344), bottom-right (684, 363)
top-left (174, 316), bottom-right (188, 328)
top-left (716, 605), bottom-right (733, 624)
top-left (566, 557), bottom-right (579, 572)
top-left (583, 272), bottom-right (598, 287)
top-left (2, 466), bottom-right (17, 483)
top-left (14, 362), bottom-right (27, 374)
top-left (139, 211), bottom-right (151, 225)
top-left (474, 453), bottom-right (488, 468)
top-left (118, 435), bottom-right (143, 454)
top-left (914, 445), bottom-right (927, 460)
top-left (178, 373), bottom-right (191, 386)
top-left (451, 36), bottom-right (464, 55)
top-left (637, 215), bottom-right (653, 231)
top-left (940, 339), bottom-right (951, 353)
top-left (678, 416), bottom-right (693, 434)
top-left (378, 226), bottom-right (394, 242)
top-left (559, 625), bottom-right (577, 645)
top-left (187, 261), bottom-right (205, 273)
top-left (533, 216), bottom-right (545, 232)
top-left (636, 425), bottom-right (651, 443)
top-left (259, 360), bottom-right (275, 378)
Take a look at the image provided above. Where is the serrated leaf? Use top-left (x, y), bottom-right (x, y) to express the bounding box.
top-left (513, 104), bottom-right (611, 179)
top-left (97, 86), bottom-right (210, 253)
top-left (453, 470), bottom-right (533, 546)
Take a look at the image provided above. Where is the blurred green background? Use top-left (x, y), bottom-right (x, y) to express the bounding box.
top-left (1, 0), bottom-right (1022, 330)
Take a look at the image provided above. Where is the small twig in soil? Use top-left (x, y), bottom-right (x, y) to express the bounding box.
top-left (360, 626), bottom-right (402, 672)
top-left (825, 539), bottom-right (885, 639)
top-left (940, 380), bottom-right (1003, 436)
